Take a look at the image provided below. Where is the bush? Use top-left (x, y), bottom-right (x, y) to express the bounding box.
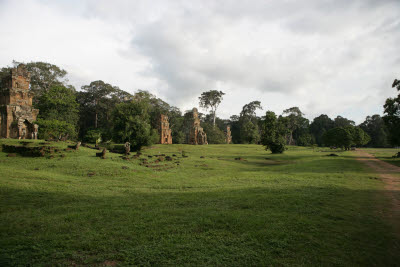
top-left (83, 129), bottom-right (102, 144)
top-left (106, 143), bottom-right (125, 153)
top-left (112, 101), bottom-right (154, 151)
top-left (202, 123), bottom-right (226, 144)
top-left (269, 141), bottom-right (286, 154)
top-left (36, 118), bottom-right (76, 140)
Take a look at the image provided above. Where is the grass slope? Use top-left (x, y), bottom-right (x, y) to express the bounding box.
top-left (0, 140), bottom-right (398, 266)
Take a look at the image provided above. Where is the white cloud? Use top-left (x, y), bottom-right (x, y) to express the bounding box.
top-left (0, 0), bottom-right (399, 123)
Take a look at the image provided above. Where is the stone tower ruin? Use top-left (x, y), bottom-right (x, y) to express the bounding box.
top-left (226, 125), bottom-right (232, 144)
top-left (187, 108), bottom-right (208, 145)
top-left (0, 64), bottom-right (39, 139)
top-left (159, 114), bottom-right (172, 144)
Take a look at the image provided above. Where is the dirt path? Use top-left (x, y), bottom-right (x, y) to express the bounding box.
top-left (355, 150), bottom-right (400, 238)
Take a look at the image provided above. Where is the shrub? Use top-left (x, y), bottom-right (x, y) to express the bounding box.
top-left (83, 129), bottom-right (102, 144)
top-left (36, 118), bottom-right (76, 140)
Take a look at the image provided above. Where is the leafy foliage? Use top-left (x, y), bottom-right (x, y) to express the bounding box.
top-left (202, 122), bottom-right (226, 144)
top-left (323, 126), bottom-right (370, 150)
top-left (37, 84), bottom-right (79, 126)
top-left (199, 90), bottom-right (225, 127)
top-left (239, 101), bottom-right (262, 144)
top-left (83, 129), bottom-right (102, 144)
top-left (261, 111), bottom-right (287, 153)
top-left (310, 114), bottom-right (334, 146)
top-left (383, 79), bottom-right (400, 146)
top-left (359, 115), bottom-right (389, 147)
top-left (333, 116), bottom-right (355, 128)
top-left (35, 118), bottom-right (76, 140)
top-left (78, 80), bottom-right (132, 140)
top-left (280, 107), bottom-right (310, 145)
top-left (112, 101), bottom-right (156, 151)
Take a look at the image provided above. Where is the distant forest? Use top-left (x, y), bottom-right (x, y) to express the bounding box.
top-left (1, 61), bottom-right (399, 152)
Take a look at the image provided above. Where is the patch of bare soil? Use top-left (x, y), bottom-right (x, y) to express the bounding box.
top-left (355, 150), bottom-right (400, 239)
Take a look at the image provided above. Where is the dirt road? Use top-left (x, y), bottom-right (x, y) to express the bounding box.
top-left (355, 150), bottom-right (400, 238)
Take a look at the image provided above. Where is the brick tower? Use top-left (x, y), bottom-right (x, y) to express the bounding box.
top-left (159, 114), bottom-right (172, 144)
top-left (0, 64), bottom-right (39, 139)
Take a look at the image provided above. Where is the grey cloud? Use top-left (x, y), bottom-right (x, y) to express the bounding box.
top-left (1, 0), bottom-right (399, 122)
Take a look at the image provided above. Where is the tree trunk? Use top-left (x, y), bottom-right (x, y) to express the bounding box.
top-left (213, 111), bottom-right (216, 128)
top-left (95, 112), bottom-right (98, 128)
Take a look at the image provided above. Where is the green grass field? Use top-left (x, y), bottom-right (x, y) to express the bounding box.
top-left (0, 140), bottom-right (399, 266)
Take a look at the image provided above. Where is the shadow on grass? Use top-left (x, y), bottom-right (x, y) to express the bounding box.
top-left (229, 157), bottom-right (367, 174)
top-left (0, 185), bottom-right (399, 266)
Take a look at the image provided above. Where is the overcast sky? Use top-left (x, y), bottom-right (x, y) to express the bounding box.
top-left (0, 0), bottom-right (399, 123)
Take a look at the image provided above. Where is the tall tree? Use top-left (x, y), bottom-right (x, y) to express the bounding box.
top-left (229, 115), bottom-right (241, 144)
top-left (198, 90), bottom-right (225, 127)
top-left (359, 115), bottom-right (389, 147)
top-left (281, 107), bottom-right (307, 145)
top-left (112, 101), bottom-right (157, 151)
top-left (333, 116), bottom-right (355, 128)
top-left (261, 111), bottom-right (286, 153)
top-left (383, 79), bottom-right (400, 146)
top-left (323, 127), bottom-right (353, 150)
top-left (239, 101), bottom-right (262, 144)
top-left (37, 84), bottom-right (79, 126)
top-left (323, 126), bottom-right (370, 150)
top-left (310, 114), bottom-right (334, 146)
top-left (33, 84), bottom-right (80, 141)
top-left (78, 80), bottom-right (132, 139)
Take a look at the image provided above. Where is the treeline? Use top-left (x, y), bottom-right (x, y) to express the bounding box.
top-left (1, 61), bottom-right (399, 152)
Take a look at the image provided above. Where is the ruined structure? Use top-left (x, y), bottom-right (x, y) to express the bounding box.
top-left (159, 114), bottom-right (172, 144)
top-left (187, 108), bottom-right (208, 145)
top-left (124, 142), bottom-right (131, 155)
top-left (226, 125), bottom-right (232, 144)
top-left (0, 64), bottom-right (39, 139)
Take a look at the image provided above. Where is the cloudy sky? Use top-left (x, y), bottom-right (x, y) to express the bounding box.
top-left (0, 0), bottom-right (399, 123)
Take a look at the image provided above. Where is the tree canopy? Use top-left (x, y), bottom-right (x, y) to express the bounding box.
top-left (261, 111), bottom-right (286, 153)
top-left (383, 79), bottom-right (400, 146)
top-left (199, 90), bottom-right (225, 127)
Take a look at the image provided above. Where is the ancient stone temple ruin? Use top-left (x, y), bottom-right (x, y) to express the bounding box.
top-left (188, 108), bottom-right (208, 145)
top-left (226, 125), bottom-right (232, 144)
top-left (0, 64), bottom-right (39, 139)
top-left (159, 114), bottom-right (172, 144)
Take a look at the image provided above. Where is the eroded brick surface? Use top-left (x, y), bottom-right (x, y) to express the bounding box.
top-left (187, 108), bottom-right (207, 145)
top-left (159, 114), bottom-right (172, 144)
top-left (0, 64), bottom-right (39, 139)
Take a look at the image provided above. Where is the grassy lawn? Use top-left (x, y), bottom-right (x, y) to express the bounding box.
top-left (0, 140), bottom-right (398, 266)
top-left (361, 147), bottom-right (400, 168)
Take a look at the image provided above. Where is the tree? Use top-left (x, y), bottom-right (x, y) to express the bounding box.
top-left (239, 101), bottom-right (262, 144)
top-left (261, 111), bottom-right (286, 153)
top-left (112, 101), bottom-right (156, 151)
top-left (359, 115), bottom-right (389, 147)
top-left (323, 127), bottom-right (352, 150)
top-left (36, 118), bottom-right (76, 141)
top-left (281, 107), bottom-right (308, 145)
top-left (383, 79), bottom-right (400, 146)
top-left (198, 90), bottom-right (225, 127)
top-left (34, 84), bottom-right (79, 140)
top-left (323, 126), bottom-right (369, 150)
top-left (228, 115), bottom-right (241, 144)
top-left (78, 80), bottom-right (132, 140)
top-left (202, 122), bottom-right (226, 144)
top-left (333, 116), bottom-right (355, 128)
top-left (349, 126), bottom-right (371, 147)
top-left (310, 114), bottom-right (334, 146)
top-left (37, 84), bottom-right (79, 126)
top-left (296, 133), bottom-right (315, 146)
